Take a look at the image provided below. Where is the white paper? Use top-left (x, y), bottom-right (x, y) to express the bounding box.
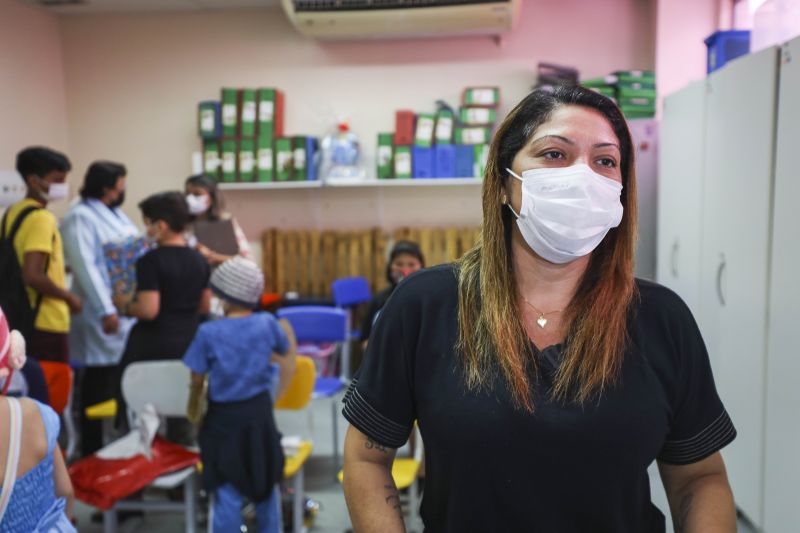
top-left (222, 104), bottom-right (237, 126)
top-left (259, 100), bottom-right (275, 122)
top-left (415, 117), bottom-right (434, 143)
top-left (97, 404), bottom-right (160, 460)
top-left (242, 101), bottom-right (256, 123)
top-left (435, 117), bottom-right (453, 141)
top-left (222, 153), bottom-right (236, 173)
top-left (258, 149), bottom-right (273, 170)
top-left (395, 152), bottom-right (411, 175)
top-left (200, 109), bottom-right (215, 132)
top-left (240, 151), bottom-right (255, 173)
top-left (294, 148), bottom-right (306, 169)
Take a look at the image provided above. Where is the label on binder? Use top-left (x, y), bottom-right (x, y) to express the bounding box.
top-left (259, 101), bottom-right (274, 122)
top-left (395, 151), bottom-right (411, 175)
top-left (222, 104), bottom-right (237, 126)
top-left (378, 146), bottom-right (392, 166)
top-left (240, 151), bottom-right (254, 173)
top-left (294, 148), bottom-right (306, 169)
top-left (258, 149), bottom-right (273, 170)
top-left (200, 109), bottom-right (215, 132)
top-left (242, 101), bottom-right (256, 123)
top-left (222, 153), bottom-right (236, 173)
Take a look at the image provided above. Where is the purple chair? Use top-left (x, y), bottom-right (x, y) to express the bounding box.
top-left (277, 306), bottom-right (348, 472)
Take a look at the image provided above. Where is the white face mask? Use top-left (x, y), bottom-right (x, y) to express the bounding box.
top-left (43, 182), bottom-right (69, 202)
top-left (186, 194), bottom-right (210, 216)
top-left (506, 164), bottom-right (624, 264)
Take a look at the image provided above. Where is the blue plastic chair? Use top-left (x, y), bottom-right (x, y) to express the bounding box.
top-left (330, 277), bottom-right (372, 379)
top-left (277, 306), bottom-right (348, 473)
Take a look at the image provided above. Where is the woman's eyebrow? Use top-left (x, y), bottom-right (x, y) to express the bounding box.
top-left (594, 142), bottom-right (621, 150)
top-left (531, 134), bottom-right (574, 145)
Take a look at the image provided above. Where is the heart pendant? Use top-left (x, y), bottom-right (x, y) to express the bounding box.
top-left (537, 316), bottom-right (548, 328)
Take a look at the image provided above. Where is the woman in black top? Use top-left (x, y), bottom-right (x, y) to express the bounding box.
top-left (342, 87), bottom-right (736, 533)
top-left (359, 240), bottom-right (425, 346)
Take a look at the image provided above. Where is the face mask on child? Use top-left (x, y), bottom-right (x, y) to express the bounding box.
top-left (186, 194), bottom-right (211, 216)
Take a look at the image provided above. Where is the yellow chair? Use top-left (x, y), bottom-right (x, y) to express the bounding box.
top-left (276, 355), bottom-right (316, 533)
top-left (338, 424), bottom-right (423, 528)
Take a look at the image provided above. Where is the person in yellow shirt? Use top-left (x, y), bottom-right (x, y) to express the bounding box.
top-left (2, 147), bottom-right (82, 363)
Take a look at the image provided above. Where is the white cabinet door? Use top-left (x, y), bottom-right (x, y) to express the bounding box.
top-left (701, 46), bottom-right (780, 528)
top-left (764, 38), bottom-right (800, 533)
top-left (629, 119), bottom-right (659, 281)
top-left (656, 81), bottom-right (706, 317)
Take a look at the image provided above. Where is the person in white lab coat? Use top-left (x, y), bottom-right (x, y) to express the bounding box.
top-left (60, 161), bottom-right (140, 457)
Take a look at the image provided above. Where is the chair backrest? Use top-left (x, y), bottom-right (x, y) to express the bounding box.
top-left (121, 361), bottom-right (190, 417)
top-left (331, 277), bottom-right (371, 307)
top-left (38, 361), bottom-right (72, 415)
top-left (277, 306), bottom-right (348, 343)
top-left (274, 355), bottom-right (315, 410)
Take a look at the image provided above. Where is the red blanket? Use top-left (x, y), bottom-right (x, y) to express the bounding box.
top-left (68, 435), bottom-right (200, 510)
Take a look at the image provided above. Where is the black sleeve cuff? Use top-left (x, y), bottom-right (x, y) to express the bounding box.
top-left (658, 410), bottom-right (737, 465)
top-left (342, 379), bottom-right (411, 449)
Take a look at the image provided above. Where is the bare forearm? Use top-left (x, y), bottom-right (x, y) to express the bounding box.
top-left (672, 473), bottom-right (736, 533)
top-left (24, 272), bottom-right (71, 301)
top-left (344, 460), bottom-right (406, 533)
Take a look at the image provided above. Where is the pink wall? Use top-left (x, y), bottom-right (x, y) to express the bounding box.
top-left (0, 0), bottom-right (70, 200)
top-left (57, 0), bottom-right (656, 252)
top-left (655, 0), bottom-right (725, 109)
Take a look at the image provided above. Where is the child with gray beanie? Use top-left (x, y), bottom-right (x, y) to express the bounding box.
top-left (183, 256), bottom-right (296, 532)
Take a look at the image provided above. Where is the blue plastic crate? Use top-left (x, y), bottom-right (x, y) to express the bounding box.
top-left (412, 147), bottom-right (434, 179)
top-left (704, 30), bottom-right (750, 74)
top-left (455, 145), bottom-right (475, 177)
top-left (434, 145), bottom-right (456, 178)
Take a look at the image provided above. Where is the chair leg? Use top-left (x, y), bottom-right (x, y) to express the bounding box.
top-left (185, 471), bottom-right (197, 533)
top-left (293, 466), bottom-right (304, 533)
top-left (331, 397), bottom-right (340, 477)
top-left (408, 478), bottom-right (420, 532)
top-left (103, 508), bottom-right (118, 533)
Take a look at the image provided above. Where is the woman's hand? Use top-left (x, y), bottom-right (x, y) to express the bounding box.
top-left (196, 244), bottom-right (230, 266)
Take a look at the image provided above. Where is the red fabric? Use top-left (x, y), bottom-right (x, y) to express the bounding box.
top-left (68, 435), bottom-right (200, 510)
top-left (38, 361), bottom-right (71, 414)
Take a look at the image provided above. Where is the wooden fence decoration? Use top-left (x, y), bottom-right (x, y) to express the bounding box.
top-left (262, 227), bottom-right (481, 297)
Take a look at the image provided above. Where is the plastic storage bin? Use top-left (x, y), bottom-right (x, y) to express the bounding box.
top-left (705, 30), bottom-right (751, 74)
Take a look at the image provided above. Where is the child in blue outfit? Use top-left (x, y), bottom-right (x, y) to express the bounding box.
top-left (183, 257), bottom-right (296, 533)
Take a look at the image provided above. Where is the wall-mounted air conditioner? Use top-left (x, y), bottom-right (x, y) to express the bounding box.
top-left (281, 0), bottom-right (521, 40)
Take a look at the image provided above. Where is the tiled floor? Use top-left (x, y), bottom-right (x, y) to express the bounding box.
top-left (73, 391), bottom-right (758, 532)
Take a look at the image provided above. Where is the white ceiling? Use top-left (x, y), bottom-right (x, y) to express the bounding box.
top-left (22, 0), bottom-right (282, 14)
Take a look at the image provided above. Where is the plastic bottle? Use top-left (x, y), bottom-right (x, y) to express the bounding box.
top-left (320, 122), bottom-right (363, 181)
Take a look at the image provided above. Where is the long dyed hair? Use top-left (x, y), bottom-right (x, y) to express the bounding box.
top-left (456, 86), bottom-right (638, 411)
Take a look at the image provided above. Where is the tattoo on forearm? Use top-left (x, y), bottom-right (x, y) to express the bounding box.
top-left (365, 438), bottom-right (388, 453)
top-left (674, 493), bottom-right (694, 533)
top-left (384, 484), bottom-right (402, 514)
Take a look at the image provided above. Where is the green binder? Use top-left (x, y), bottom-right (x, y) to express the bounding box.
top-left (240, 89), bottom-right (257, 138)
top-left (221, 139), bottom-right (237, 182)
top-left (238, 138), bottom-right (255, 182)
top-left (221, 88), bottom-right (238, 138)
top-left (377, 133), bottom-right (394, 179)
top-left (256, 135), bottom-right (274, 182)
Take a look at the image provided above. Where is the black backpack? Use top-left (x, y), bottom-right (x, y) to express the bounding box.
top-left (0, 206), bottom-right (47, 339)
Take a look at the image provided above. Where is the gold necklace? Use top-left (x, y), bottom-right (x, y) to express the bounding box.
top-left (521, 296), bottom-right (562, 329)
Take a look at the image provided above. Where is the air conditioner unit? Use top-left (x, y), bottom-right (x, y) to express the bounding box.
top-left (280, 0), bottom-right (521, 40)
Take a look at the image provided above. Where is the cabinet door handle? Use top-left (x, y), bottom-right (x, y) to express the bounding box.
top-left (670, 239), bottom-right (680, 278)
top-left (716, 254), bottom-right (727, 306)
